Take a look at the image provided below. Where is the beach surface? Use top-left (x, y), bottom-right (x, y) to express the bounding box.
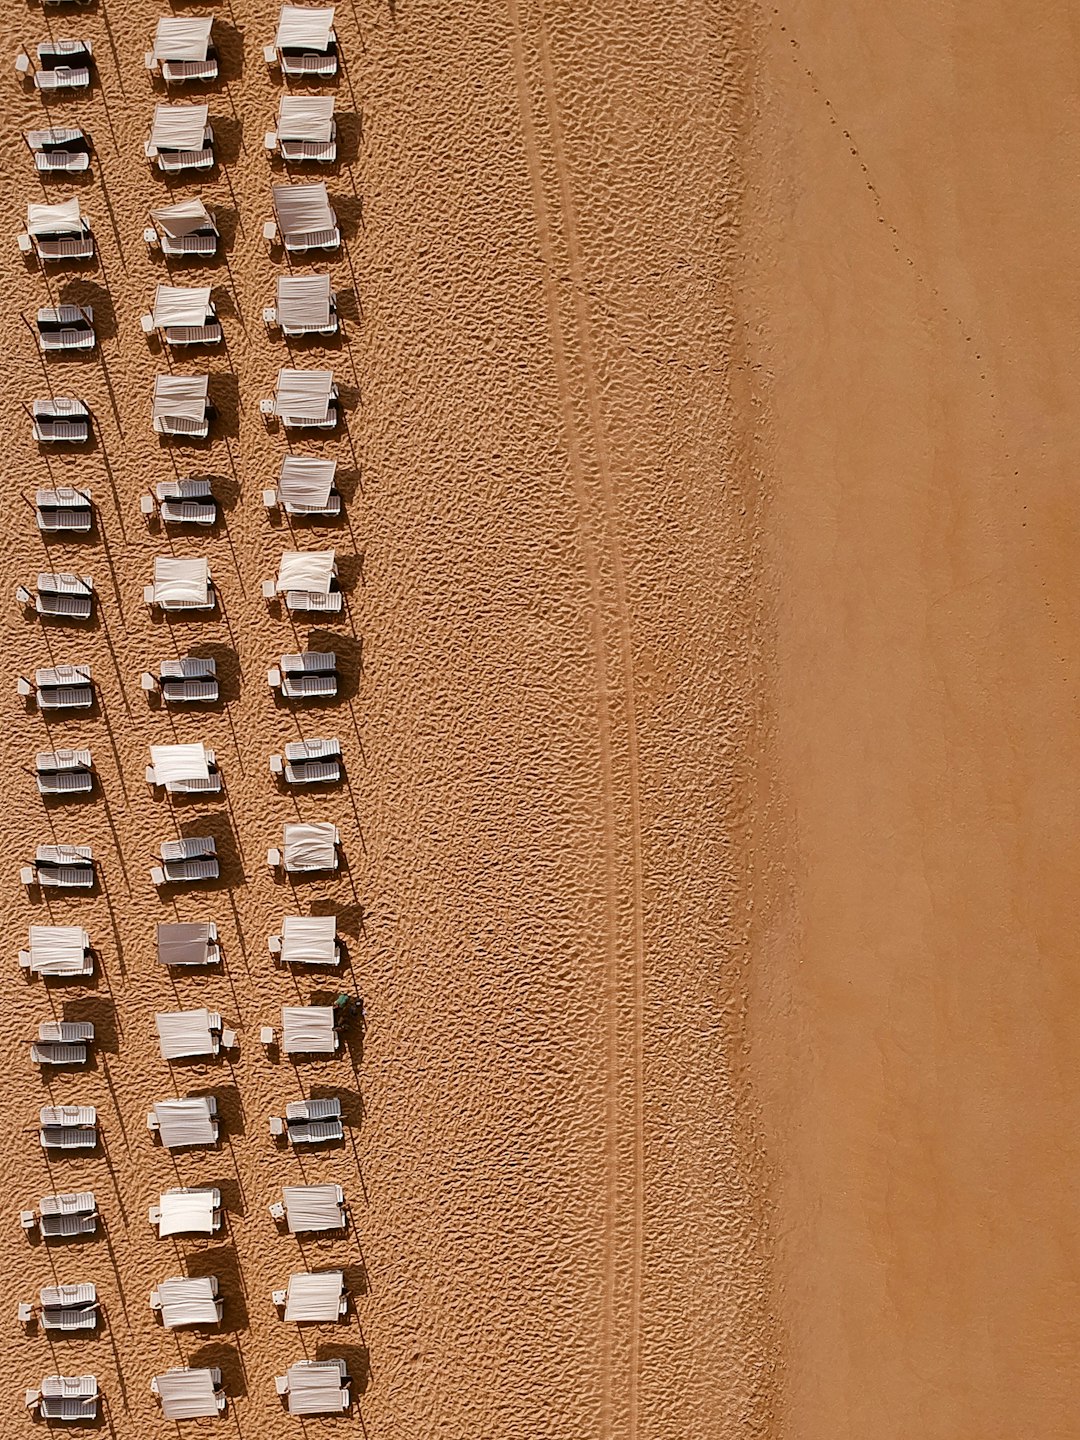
top-left (749, 3), bottom-right (1080, 1437)
top-left (0, 2), bottom-right (773, 1437)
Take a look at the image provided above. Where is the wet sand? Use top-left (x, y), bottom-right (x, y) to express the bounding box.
top-left (748, 3), bottom-right (1080, 1437)
top-left (0, 1), bottom-right (775, 1437)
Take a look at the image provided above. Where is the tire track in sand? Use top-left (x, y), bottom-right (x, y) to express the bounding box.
top-left (506, 6), bottom-right (647, 1437)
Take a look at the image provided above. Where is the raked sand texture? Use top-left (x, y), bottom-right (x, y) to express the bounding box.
top-left (0, 3), bottom-right (772, 1439)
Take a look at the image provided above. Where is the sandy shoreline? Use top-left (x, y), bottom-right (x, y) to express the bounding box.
top-left (0, 1), bottom-right (777, 1436)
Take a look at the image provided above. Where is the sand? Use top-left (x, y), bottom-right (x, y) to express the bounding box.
top-left (747, 3), bottom-right (1080, 1437)
top-left (0, 1), bottom-right (776, 1437)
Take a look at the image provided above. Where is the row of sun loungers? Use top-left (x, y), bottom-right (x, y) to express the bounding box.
top-left (26, 1361), bottom-right (352, 1422)
top-left (19, 915), bottom-right (343, 972)
top-left (19, 655), bottom-right (346, 707)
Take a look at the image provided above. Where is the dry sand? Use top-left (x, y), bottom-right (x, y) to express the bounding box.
top-left (0, 2), bottom-right (775, 1437)
top-left (748, 3), bottom-right (1080, 1438)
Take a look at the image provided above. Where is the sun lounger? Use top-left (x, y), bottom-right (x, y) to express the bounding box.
top-left (39, 1283), bottom-right (97, 1332)
top-left (147, 17), bottom-right (218, 84)
top-left (275, 1358), bottom-right (349, 1415)
top-left (152, 1367), bottom-right (225, 1420)
top-left (156, 920), bottom-right (219, 965)
top-left (279, 1270), bottom-right (346, 1321)
top-left (36, 748), bottom-right (93, 797)
top-left (268, 6), bottom-right (337, 76)
top-left (151, 1274), bottom-right (222, 1328)
top-left (269, 272), bottom-right (338, 336)
top-left (145, 655), bottom-right (219, 703)
top-left (24, 572), bottom-right (94, 620)
top-left (28, 39), bottom-right (92, 90)
top-left (156, 1008), bottom-right (224, 1059)
top-left (280, 1003), bottom-right (339, 1055)
top-left (271, 737), bottom-right (342, 784)
top-left (26, 843), bottom-right (93, 890)
top-left (147, 105), bottom-right (213, 171)
top-left (152, 375), bottom-right (211, 439)
top-left (20, 664), bottom-right (93, 710)
top-left (37, 305), bottom-right (94, 351)
top-left (149, 1095), bottom-right (218, 1149)
top-left (275, 1184), bottom-right (346, 1234)
top-left (143, 284), bottom-right (221, 346)
top-left (153, 1187), bottom-right (222, 1237)
top-left (39, 1105), bottom-right (97, 1149)
top-left (266, 369), bottom-right (338, 429)
top-left (145, 556), bottom-right (215, 610)
top-left (144, 475), bottom-right (216, 525)
top-left (31, 1374), bottom-right (98, 1422)
top-left (35, 486), bottom-right (92, 533)
top-left (270, 182), bottom-right (339, 252)
top-left (147, 198), bottom-right (219, 256)
top-left (271, 1096), bottom-right (343, 1144)
top-left (278, 822), bottom-right (340, 875)
top-left (267, 95), bottom-right (337, 160)
top-left (36, 1191), bottom-right (97, 1239)
top-left (22, 200), bottom-right (94, 263)
top-left (22, 925), bottom-right (92, 979)
top-left (147, 743), bottom-right (220, 795)
top-left (271, 913), bottom-right (340, 966)
top-left (26, 128), bottom-right (90, 173)
top-left (32, 397), bottom-right (90, 444)
top-left (30, 1021), bottom-right (94, 1068)
top-left (269, 650), bottom-right (338, 698)
top-left (153, 836), bottom-right (219, 885)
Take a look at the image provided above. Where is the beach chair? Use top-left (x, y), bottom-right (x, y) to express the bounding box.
top-left (146, 656), bottom-right (219, 704)
top-left (27, 39), bottom-right (92, 90)
top-left (143, 284), bottom-right (221, 346)
top-left (269, 650), bottom-right (338, 699)
top-left (22, 572), bottom-right (94, 620)
top-left (35, 486), bottom-right (92, 533)
top-left (39, 1105), bottom-right (97, 1150)
top-left (152, 835), bottom-right (219, 886)
top-left (265, 370), bottom-right (338, 429)
top-left (30, 1021), bottom-right (94, 1067)
top-left (152, 375), bottom-right (211, 439)
top-left (143, 476), bottom-right (217, 526)
top-left (146, 199), bottom-right (219, 257)
top-left (21, 198), bottom-right (94, 262)
top-left (268, 96), bottom-right (337, 162)
top-left (31, 397), bottom-right (90, 444)
top-left (157, 921), bottom-right (220, 966)
top-left (36, 305), bottom-right (94, 352)
top-left (26, 128), bottom-right (90, 174)
top-left (269, 182), bottom-right (340, 252)
top-left (145, 556), bottom-right (215, 610)
top-left (274, 1096), bottom-right (344, 1144)
top-left (21, 664), bottom-right (93, 710)
top-left (37, 1191), bottom-right (98, 1239)
top-left (275, 1358), bottom-right (350, 1414)
top-left (152, 1367), bottom-right (225, 1420)
top-left (269, 273), bottom-right (338, 337)
top-left (33, 1375), bottom-right (98, 1422)
top-left (35, 748), bottom-right (93, 798)
top-left (268, 6), bottom-right (338, 77)
top-left (146, 104), bottom-right (213, 172)
top-left (146, 17), bottom-right (218, 84)
top-left (39, 1283), bottom-right (97, 1332)
top-left (26, 844), bottom-right (94, 889)
top-left (271, 736), bottom-right (343, 785)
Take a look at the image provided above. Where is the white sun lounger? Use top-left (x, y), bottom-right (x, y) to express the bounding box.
top-left (22, 925), bottom-right (92, 979)
top-left (281, 1004), bottom-right (338, 1055)
top-left (32, 397), bottom-right (90, 443)
top-left (268, 96), bottom-right (337, 161)
top-left (149, 1096), bottom-right (218, 1149)
top-left (39, 1283), bottom-right (97, 1332)
top-left (152, 375), bottom-right (210, 439)
top-left (143, 284), bottom-right (221, 346)
top-left (147, 743), bottom-right (220, 795)
top-left (275, 1358), bottom-right (349, 1414)
top-left (277, 822), bottom-right (340, 875)
top-left (36, 749), bottom-right (93, 796)
top-left (35, 486), bottom-right (92, 532)
top-left (39, 1105), bottom-right (97, 1149)
top-left (271, 1096), bottom-right (343, 1144)
top-left (35, 1191), bottom-right (98, 1239)
top-left (37, 305), bottom-right (94, 351)
top-left (26, 129), bottom-right (90, 174)
top-left (31, 1375), bottom-right (98, 1422)
top-left (271, 736), bottom-right (342, 784)
top-left (147, 17), bottom-right (218, 84)
top-left (22, 573), bottom-right (94, 620)
top-left (147, 198), bottom-right (218, 256)
top-left (153, 1187), bottom-right (222, 1237)
top-left (152, 1367), bottom-right (225, 1420)
top-left (280, 1270), bottom-right (346, 1322)
top-left (266, 369), bottom-right (337, 428)
top-left (147, 104), bottom-right (213, 171)
top-left (271, 914), bottom-right (340, 966)
top-left (144, 655), bottom-right (218, 703)
top-left (156, 1008), bottom-right (224, 1059)
top-left (153, 836), bottom-right (219, 885)
top-left (269, 273), bottom-right (338, 336)
top-left (269, 6), bottom-right (337, 76)
top-left (145, 556), bottom-right (214, 610)
top-left (275, 1184), bottom-right (345, 1234)
top-left (269, 182), bottom-right (339, 251)
top-left (144, 475), bottom-right (216, 525)
top-left (151, 1275), bottom-right (222, 1328)
top-left (30, 1021), bottom-right (94, 1067)
top-left (269, 650), bottom-right (338, 698)
top-left (25, 843), bottom-right (93, 890)
top-left (28, 39), bottom-right (92, 90)
top-left (156, 920), bottom-right (219, 965)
